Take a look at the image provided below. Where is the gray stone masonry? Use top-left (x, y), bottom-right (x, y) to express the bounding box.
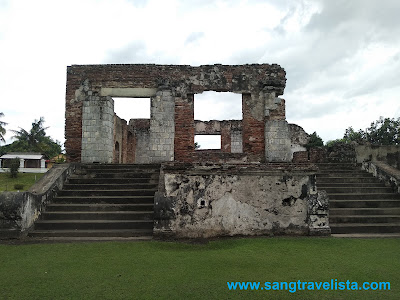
top-left (265, 120), bottom-right (291, 162)
top-left (231, 130), bottom-right (243, 153)
top-left (148, 89), bottom-right (175, 162)
top-left (135, 127), bottom-right (151, 163)
top-left (81, 96), bottom-right (114, 163)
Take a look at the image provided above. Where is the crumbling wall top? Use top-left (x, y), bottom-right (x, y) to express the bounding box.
top-left (67, 63), bottom-right (286, 96)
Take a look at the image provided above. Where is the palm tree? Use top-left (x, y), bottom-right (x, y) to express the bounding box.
top-left (11, 117), bottom-right (49, 149)
top-left (0, 112), bottom-right (7, 143)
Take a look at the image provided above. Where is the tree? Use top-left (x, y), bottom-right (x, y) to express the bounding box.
top-left (1, 117), bottom-right (62, 158)
top-left (0, 112), bottom-right (7, 143)
top-left (12, 117), bottom-right (49, 149)
top-left (365, 117), bottom-right (400, 145)
top-left (343, 127), bottom-right (366, 143)
top-left (325, 116), bottom-right (400, 147)
top-left (305, 132), bottom-right (324, 150)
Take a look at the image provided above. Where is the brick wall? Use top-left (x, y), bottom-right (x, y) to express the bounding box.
top-left (293, 151), bottom-right (309, 163)
top-left (174, 95), bottom-right (195, 162)
top-left (242, 94), bottom-right (265, 161)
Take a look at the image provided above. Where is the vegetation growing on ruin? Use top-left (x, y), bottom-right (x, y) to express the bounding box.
top-left (305, 132), bottom-right (324, 150)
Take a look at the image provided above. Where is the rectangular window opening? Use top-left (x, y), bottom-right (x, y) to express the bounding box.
top-left (194, 91), bottom-right (242, 121)
top-left (113, 97), bottom-right (151, 121)
top-left (195, 135), bottom-right (221, 150)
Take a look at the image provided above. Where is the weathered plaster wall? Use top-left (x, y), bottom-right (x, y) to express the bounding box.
top-left (154, 163), bottom-right (330, 238)
top-left (355, 145), bottom-right (400, 164)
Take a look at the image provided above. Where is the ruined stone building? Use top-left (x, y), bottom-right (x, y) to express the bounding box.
top-left (59, 64), bottom-right (330, 238)
top-left (65, 64), bottom-right (302, 165)
top-left (2, 63), bottom-right (399, 240)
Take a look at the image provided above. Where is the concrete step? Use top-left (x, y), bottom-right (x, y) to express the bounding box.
top-left (317, 163), bottom-right (361, 170)
top-left (46, 203), bottom-right (153, 211)
top-left (331, 233), bottom-right (400, 238)
top-left (28, 236), bottom-right (153, 242)
top-left (316, 163), bottom-right (400, 236)
top-left (317, 177), bottom-right (380, 184)
top-left (41, 211), bottom-right (154, 220)
top-left (29, 229), bottom-right (153, 238)
top-left (58, 189), bottom-right (157, 197)
top-left (89, 173), bottom-right (159, 179)
top-left (318, 183), bottom-right (385, 188)
top-left (317, 172), bottom-right (373, 177)
top-left (328, 193), bottom-right (400, 200)
top-left (68, 178), bottom-right (157, 184)
top-left (317, 169), bottom-right (369, 175)
top-left (330, 207), bottom-right (400, 215)
top-left (330, 199), bottom-right (400, 208)
top-left (34, 220), bottom-right (154, 230)
top-left (63, 183), bottom-right (158, 190)
top-left (330, 223), bottom-right (400, 234)
top-left (330, 215), bottom-right (400, 223)
top-left (30, 163), bottom-right (160, 240)
top-left (320, 187), bottom-right (393, 194)
top-left (82, 168), bottom-right (160, 173)
top-left (53, 196), bottom-right (155, 204)
top-left (82, 163), bottom-right (160, 169)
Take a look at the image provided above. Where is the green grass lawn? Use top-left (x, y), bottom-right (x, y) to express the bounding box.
top-left (0, 173), bottom-right (44, 192)
top-left (0, 237), bottom-right (398, 299)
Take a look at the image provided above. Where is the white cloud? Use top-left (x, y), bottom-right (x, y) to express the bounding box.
top-left (0, 0), bottom-right (399, 148)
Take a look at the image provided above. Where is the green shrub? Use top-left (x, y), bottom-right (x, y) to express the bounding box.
top-left (9, 158), bottom-right (20, 178)
top-left (14, 184), bottom-right (24, 190)
top-left (325, 139), bottom-right (345, 148)
top-left (305, 132), bottom-right (324, 150)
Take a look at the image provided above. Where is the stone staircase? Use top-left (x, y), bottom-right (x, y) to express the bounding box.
top-left (317, 163), bottom-right (400, 237)
top-left (29, 164), bottom-right (160, 241)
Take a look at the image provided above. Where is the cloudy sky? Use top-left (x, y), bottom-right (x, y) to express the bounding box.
top-left (1, 0), bottom-right (399, 149)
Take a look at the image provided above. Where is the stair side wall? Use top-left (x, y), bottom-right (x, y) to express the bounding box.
top-left (0, 164), bottom-right (76, 239)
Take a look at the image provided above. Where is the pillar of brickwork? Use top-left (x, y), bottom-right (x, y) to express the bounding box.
top-left (174, 94), bottom-right (194, 162)
top-left (242, 93), bottom-right (265, 161)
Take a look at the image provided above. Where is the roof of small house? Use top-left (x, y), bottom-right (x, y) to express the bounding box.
top-left (0, 152), bottom-right (45, 160)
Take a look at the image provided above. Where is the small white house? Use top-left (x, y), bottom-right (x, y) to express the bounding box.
top-left (0, 152), bottom-right (48, 173)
